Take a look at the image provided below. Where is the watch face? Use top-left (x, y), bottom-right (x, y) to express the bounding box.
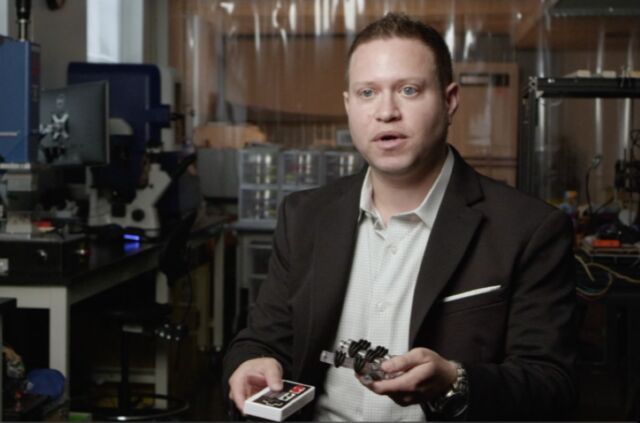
top-left (441, 393), bottom-right (469, 417)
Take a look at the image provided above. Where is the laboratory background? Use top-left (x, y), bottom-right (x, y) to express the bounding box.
top-left (0, 0), bottom-right (639, 421)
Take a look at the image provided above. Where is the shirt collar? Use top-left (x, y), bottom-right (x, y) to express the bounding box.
top-left (358, 170), bottom-right (380, 224)
top-left (358, 146), bottom-right (454, 229)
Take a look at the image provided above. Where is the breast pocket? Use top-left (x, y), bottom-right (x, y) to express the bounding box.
top-left (439, 284), bottom-right (507, 315)
top-left (428, 285), bottom-right (509, 362)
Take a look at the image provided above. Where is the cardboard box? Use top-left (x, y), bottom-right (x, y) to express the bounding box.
top-left (194, 123), bottom-right (266, 149)
top-left (449, 62), bottom-right (519, 159)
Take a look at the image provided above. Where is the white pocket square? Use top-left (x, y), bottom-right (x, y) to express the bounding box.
top-left (442, 285), bottom-right (501, 303)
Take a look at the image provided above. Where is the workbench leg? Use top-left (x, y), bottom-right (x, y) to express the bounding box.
top-left (155, 271), bottom-right (169, 406)
top-left (213, 235), bottom-right (225, 351)
top-left (49, 288), bottom-right (69, 378)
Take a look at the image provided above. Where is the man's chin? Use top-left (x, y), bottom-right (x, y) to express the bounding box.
top-left (370, 164), bottom-right (414, 179)
top-left (370, 159), bottom-right (441, 182)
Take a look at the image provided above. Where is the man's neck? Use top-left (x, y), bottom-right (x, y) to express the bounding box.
top-left (371, 148), bottom-right (448, 225)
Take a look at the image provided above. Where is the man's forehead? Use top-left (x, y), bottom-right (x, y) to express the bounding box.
top-left (351, 37), bottom-right (433, 58)
top-left (350, 37), bottom-right (434, 61)
top-left (347, 37), bottom-right (436, 81)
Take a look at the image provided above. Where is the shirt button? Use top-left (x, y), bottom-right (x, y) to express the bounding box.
top-left (389, 245), bottom-right (397, 254)
top-left (375, 302), bottom-right (386, 312)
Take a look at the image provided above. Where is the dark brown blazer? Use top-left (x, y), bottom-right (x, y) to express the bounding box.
top-left (223, 147), bottom-right (577, 420)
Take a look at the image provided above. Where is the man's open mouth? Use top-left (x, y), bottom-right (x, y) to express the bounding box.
top-left (374, 132), bottom-right (407, 142)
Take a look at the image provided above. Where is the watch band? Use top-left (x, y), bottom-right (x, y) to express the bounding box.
top-left (428, 361), bottom-right (469, 417)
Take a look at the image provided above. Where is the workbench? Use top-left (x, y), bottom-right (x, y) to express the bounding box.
top-left (0, 215), bottom-right (228, 396)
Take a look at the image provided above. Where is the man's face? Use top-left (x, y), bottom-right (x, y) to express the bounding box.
top-left (344, 37), bottom-right (458, 180)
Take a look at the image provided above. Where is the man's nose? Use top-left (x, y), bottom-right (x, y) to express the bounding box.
top-left (374, 93), bottom-right (400, 122)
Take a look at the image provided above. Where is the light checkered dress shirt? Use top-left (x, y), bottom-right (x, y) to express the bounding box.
top-left (315, 148), bottom-right (454, 421)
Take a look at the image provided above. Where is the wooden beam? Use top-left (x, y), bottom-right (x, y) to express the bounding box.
top-left (516, 16), bottom-right (640, 50)
top-left (187, 0), bottom-right (538, 36)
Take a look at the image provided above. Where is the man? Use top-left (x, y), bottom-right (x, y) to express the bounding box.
top-left (224, 13), bottom-right (576, 421)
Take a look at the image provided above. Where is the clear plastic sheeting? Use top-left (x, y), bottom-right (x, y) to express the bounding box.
top-left (170, 0), bottom-right (640, 199)
top-left (525, 95), bottom-right (640, 206)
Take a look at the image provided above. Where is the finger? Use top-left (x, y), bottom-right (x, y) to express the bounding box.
top-left (228, 377), bottom-right (248, 413)
top-left (264, 364), bottom-right (283, 391)
top-left (388, 392), bottom-right (418, 406)
top-left (381, 348), bottom-right (432, 373)
top-left (369, 363), bottom-right (434, 395)
top-left (355, 372), bottom-right (374, 388)
top-left (247, 373), bottom-right (269, 388)
top-left (231, 371), bottom-right (269, 413)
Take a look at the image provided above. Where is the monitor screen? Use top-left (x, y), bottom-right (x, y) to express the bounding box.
top-left (38, 81), bottom-right (109, 166)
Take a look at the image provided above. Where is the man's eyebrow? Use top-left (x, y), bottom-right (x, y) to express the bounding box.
top-left (350, 78), bottom-right (428, 87)
top-left (395, 77), bottom-right (428, 85)
top-left (350, 80), bottom-right (376, 86)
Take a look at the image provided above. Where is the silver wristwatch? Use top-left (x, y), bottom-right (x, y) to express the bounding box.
top-left (428, 361), bottom-right (469, 417)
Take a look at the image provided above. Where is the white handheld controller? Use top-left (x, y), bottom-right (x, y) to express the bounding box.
top-left (243, 380), bottom-right (315, 421)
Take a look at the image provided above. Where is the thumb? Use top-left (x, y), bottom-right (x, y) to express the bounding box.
top-left (264, 366), bottom-right (283, 391)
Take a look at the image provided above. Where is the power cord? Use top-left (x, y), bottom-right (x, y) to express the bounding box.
top-left (575, 253), bottom-right (640, 300)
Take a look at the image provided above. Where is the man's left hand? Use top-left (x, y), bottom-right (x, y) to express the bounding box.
top-left (361, 347), bottom-right (458, 406)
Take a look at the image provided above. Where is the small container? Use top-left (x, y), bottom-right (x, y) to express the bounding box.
top-left (325, 150), bottom-right (365, 182)
top-left (239, 147), bottom-right (280, 186)
top-left (239, 188), bottom-right (279, 222)
top-left (281, 150), bottom-right (323, 187)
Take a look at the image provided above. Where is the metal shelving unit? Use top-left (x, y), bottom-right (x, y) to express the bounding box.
top-left (518, 76), bottom-right (640, 197)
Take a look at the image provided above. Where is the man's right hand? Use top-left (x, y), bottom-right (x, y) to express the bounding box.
top-left (228, 357), bottom-right (284, 413)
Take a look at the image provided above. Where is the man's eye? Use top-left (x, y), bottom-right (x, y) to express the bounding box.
top-left (359, 89), bottom-right (374, 98)
top-left (401, 86), bottom-right (418, 96)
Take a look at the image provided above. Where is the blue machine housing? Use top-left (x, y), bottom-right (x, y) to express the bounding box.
top-left (67, 63), bottom-right (171, 202)
top-left (0, 36), bottom-right (41, 165)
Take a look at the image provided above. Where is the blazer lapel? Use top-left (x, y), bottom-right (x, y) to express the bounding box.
top-left (299, 174), bottom-right (363, 376)
top-left (409, 153), bottom-right (484, 344)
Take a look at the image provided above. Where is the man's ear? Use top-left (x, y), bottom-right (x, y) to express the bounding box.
top-left (444, 82), bottom-right (459, 124)
top-left (343, 91), bottom-right (350, 114)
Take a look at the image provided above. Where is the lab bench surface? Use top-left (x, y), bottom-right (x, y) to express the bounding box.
top-left (0, 215), bottom-right (229, 393)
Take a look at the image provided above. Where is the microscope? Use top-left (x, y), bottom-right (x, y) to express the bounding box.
top-left (67, 62), bottom-right (181, 240)
top-left (0, 0), bottom-right (90, 277)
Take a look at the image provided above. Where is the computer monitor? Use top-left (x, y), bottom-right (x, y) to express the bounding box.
top-left (38, 81), bottom-right (109, 166)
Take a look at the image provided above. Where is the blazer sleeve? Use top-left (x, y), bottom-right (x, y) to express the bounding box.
top-left (463, 209), bottom-right (577, 420)
top-left (222, 196), bottom-right (296, 400)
